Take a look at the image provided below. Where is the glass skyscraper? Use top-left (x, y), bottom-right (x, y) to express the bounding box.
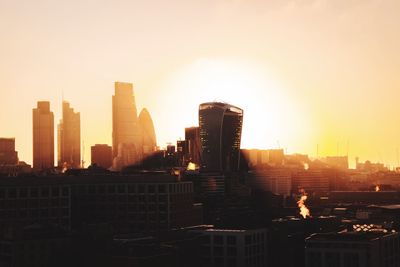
top-left (199, 102), bottom-right (243, 172)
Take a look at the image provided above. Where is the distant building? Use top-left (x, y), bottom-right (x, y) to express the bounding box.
top-left (58, 101), bottom-right (80, 169)
top-left (191, 228), bottom-right (268, 267)
top-left (248, 168), bottom-right (292, 197)
top-left (112, 82), bottom-right (142, 169)
top-left (199, 102), bottom-right (243, 172)
top-left (242, 149), bottom-right (285, 168)
top-left (138, 108), bottom-right (157, 156)
top-left (0, 138), bottom-right (18, 165)
top-left (185, 127), bottom-right (201, 165)
top-left (305, 230), bottom-right (400, 267)
top-left (91, 144), bottom-right (112, 169)
top-left (33, 101), bottom-right (54, 170)
top-left (177, 140), bottom-right (189, 166)
top-left (292, 169), bottom-right (330, 195)
top-left (324, 156), bottom-right (349, 170)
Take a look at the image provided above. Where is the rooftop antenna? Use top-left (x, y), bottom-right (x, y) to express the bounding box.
top-left (316, 144), bottom-right (319, 158)
top-left (346, 139), bottom-right (349, 157)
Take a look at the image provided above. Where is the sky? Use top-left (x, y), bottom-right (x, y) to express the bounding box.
top-left (1, 0), bottom-right (400, 168)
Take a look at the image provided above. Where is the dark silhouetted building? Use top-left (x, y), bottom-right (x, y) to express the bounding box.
top-left (33, 101), bottom-right (54, 170)
top-left (91, 144), bottom-right (112, 169)
top-left (112, 82), bottom-right (142, 170)
top-left (191, 228), bottom-right (268, 267)
top-left (58, 101), bottom-right (80, 169)
top-left (199, 102), bottom-right (243, 172)
top-left (138, 108), bottom-right (157, 156)
top-left (305, 230), bottom-right (399, 267)
top-left (185, 127), bottom-right (201, 165)
top-left (0, 138), bottom-right (18, 165)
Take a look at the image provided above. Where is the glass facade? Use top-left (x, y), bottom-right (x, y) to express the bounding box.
top-left (199, 102), bottom-right (243, 172)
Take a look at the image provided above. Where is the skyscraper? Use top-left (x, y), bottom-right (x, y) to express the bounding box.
top-left (58, 101), bottom-right (80, 169)
top-left (138, 108), bottom-right (157, 156)
top-left (185, 127), bottom-right (201, 165)
top-left (199, 102), bottom-right (243, 172)
top-left (112, 82), bottom-right (142, 169)
top-left (33, 101), bottom-right (54, 170)
top-left (0, 138), bottom-right (18, 165)
top-left (91, 144), bottom-right (112, 169)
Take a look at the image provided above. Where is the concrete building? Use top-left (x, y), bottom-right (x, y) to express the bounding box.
top-left (33, 101), bottom-right (54, 170)
top-left (0, 138), bottom-right (18, 165)
top-left (58, 101), bottom-right (80, 169)
top-left (0, 177), bottom-right (71, 231)
top-left (112, 82), bottom-right (142, 170)
top-left (192, 228), bottom-right (268, 267)
top-left (292, 169), bottom-right (330, 195)
top-left (91, 144), bottom-right (112, 169)
top-left (248, 168), bottom-right (292, 197)
top-left (199, 102), bottom-right (243, 172)
top-left (305, 230), bottom-right (400, 267)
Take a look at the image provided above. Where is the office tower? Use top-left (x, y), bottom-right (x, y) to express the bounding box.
top-left (138, 108), bottom-right (156, 156)
top-left (91, 144), bottom-right (112, 169)
top-left (185, 127), bottom-right (201, 165)
top-left (0, 138), bottom-right (18, 165)
top-left (33, 101), bottom-right (54, 170)
top-left (112, 82), bottom-right (142, 169)
top-left (58, 101), bottom-right (80, 169)
top-left (199, 102), bottom-right (243, 172)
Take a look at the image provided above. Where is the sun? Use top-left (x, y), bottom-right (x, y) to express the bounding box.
top-left (154, 58), bottom-right (312, 152)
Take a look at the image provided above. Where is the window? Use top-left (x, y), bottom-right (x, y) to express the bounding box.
top-left (51, 187), bottom-right (60, 197)
top-left (158, 185), bottom-right (166, 193)
top-left (214, 235), bottom-right (223, 245)
top-left (227, 236), bottom-right (236, 245)
top-left (40, 187), bottom-right (49, 198)
top-left (108, 185), bottom-right (115, 194)
top-left (8, 188), bottom-right (17, 198)
top-left (19, 188), bottom-right (28, 198)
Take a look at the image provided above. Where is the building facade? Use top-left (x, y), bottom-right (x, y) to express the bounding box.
top-left (58, 101), bottom-right (80, 169)
top-left (0, 138), bottom-right (18, 165)
top-left (192, 228), bottom-right (268, 267)
top-left (91, 144), bottom-right (112, 169)
top-left (199, 102), bottom-right (243, 172)
top-left (33, 101), bottom-right (54, 170)
top-left (305, 231), bottom-right (400, 267)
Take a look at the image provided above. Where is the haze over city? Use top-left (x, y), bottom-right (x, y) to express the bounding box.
top-left (1, 0), bottom-right (400, 167)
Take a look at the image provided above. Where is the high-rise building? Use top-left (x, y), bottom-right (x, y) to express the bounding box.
top-left (112, 82), bottom-right (142, 169)
top-left (33, 101), bottom-right (54, 170)
top-left (0, 138), bottom-right (18, 165)
top-left (138, 108), bottom-right (157, 156)
top-left (185, 127), bottom-right (201, 165)
top-left (91, 144), bottom-right (112, 169)
top-left (58, 101), bottom-right (80, 169)
top-left (199, 102), bottom-right (243, 172)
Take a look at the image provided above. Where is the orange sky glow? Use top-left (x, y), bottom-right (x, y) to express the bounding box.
top-left (1, 0), bottom-right (400, 168)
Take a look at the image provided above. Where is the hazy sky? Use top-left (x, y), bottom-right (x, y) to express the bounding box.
top-left (1, 0), bottom-right (400, 168)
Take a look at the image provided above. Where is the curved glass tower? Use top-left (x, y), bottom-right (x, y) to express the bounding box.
top-left (199, 102), bottom-right (243, 172)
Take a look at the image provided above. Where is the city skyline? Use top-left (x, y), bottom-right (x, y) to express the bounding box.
top-left (2, 0), bottom-right (400, 167)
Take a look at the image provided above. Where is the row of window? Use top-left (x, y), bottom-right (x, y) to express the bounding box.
top-left (72, 183), bottom-right (193, 195)
top-left (0, 187), bottom-right (70, 199)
